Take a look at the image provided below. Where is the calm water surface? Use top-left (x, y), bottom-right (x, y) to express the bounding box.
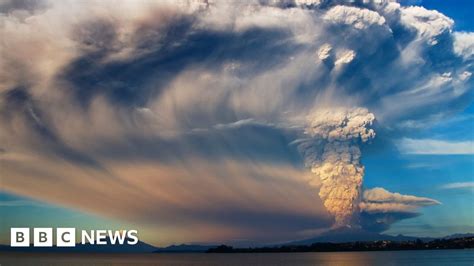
top-left (1, 249), bottom-right (473, 266)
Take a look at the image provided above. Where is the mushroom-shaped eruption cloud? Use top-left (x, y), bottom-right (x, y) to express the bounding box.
top-left (297, 107), bottom-right (376, 227)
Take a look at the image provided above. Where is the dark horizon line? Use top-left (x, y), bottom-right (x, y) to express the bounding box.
top-left (207, 237), bottom-right (474, 253)
top-left (1, 231), bottom-right (474, 247)
top-left (1, 234), bottom-right (474, 254)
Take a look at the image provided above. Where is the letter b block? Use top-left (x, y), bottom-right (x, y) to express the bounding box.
top-left (34, 228), bottom-right (53, 247)
top-left (11, 228), bottom-right (30, 247)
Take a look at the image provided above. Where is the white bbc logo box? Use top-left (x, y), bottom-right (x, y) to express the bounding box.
top-left (11, 228), bottom-right (76, 247)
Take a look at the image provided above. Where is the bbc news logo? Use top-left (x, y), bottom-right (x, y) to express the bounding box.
top-left (10, 228), bottom-right (138, 247)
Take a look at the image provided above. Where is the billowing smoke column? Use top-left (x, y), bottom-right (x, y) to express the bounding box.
top-left (298, 108), bottom-right (375, 227)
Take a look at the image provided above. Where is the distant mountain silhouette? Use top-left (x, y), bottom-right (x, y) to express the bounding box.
top-left (208, 237), bottom-right (474, 253)
top-left (74, 239), bottom-right (157, 253)
top-left (442, 233), bottom-right (474, 239)
top-left (285, 227), bottom-right (435, 245)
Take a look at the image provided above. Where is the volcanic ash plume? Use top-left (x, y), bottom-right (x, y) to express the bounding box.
top-left (298, 108), bottom-right (375, 227)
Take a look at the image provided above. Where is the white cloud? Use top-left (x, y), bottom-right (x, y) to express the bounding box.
top-left (401, 6), bottom-right (453, 45)
top-left (334, 49), bottom-right (356, 66)
top-left (397, 138), bottom-right (474, 155)
top-left (441, 182), bottom-right (474, 190)
top-left (453, 32), bottom-right (474, 60)
top-left (317, 43), bottom-right (332, 60)
top-left (324, 5), bottom-right (386, 30)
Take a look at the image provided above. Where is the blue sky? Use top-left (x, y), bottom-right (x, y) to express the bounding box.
top-left (1, 0), bottom-right (473, 246)
top-left (407, 0), bottom-right (474, 31)
top-left (364, 0), bottom-right (474, 236)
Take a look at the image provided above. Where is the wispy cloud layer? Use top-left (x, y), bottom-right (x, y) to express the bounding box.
top-left (440, 182), bottom-right (474, 190)
top-left (397, 138), bottom-right (474, 155)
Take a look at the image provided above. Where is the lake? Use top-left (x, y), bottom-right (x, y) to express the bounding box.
top-left (1, 249), bottom-right (473, 265)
